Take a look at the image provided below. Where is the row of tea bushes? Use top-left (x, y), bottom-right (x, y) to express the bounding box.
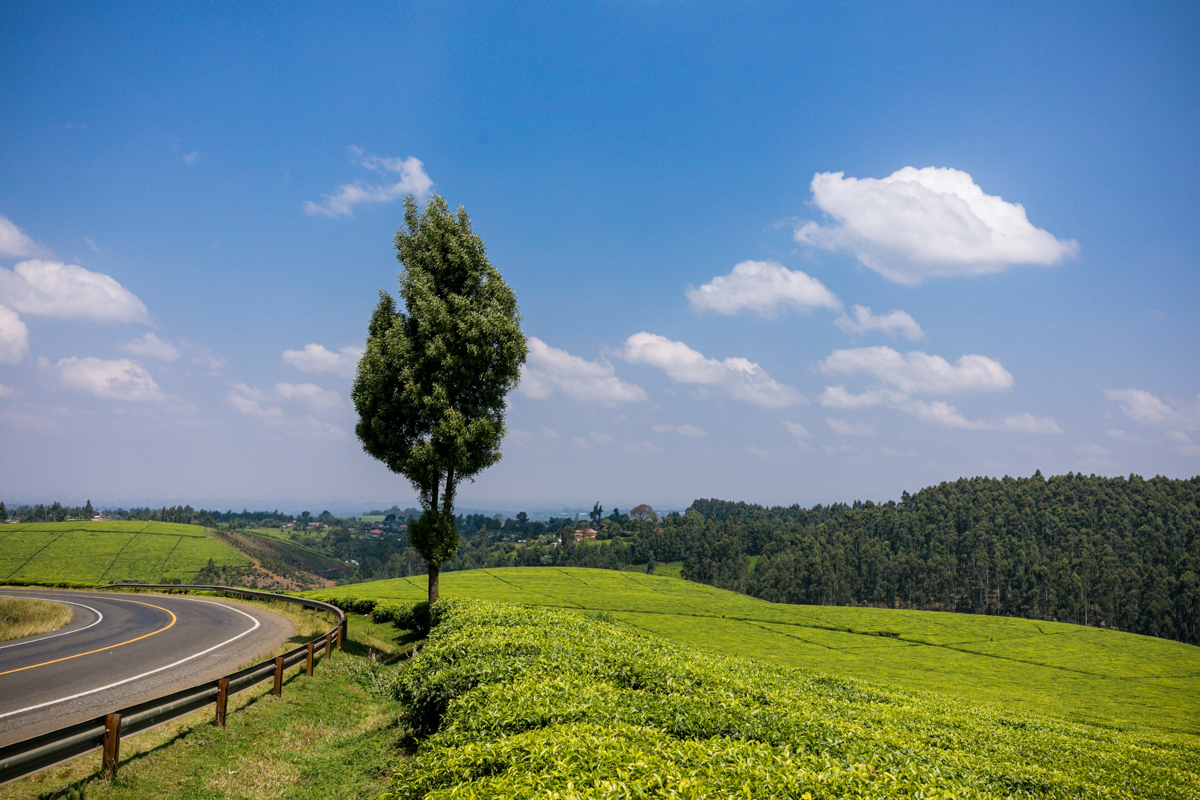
top-left (306, 592), bottom-right (432, 635)
top-left (382, 599), bottom-right (1199, 799)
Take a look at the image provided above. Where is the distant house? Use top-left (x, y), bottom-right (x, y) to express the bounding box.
top-left (92, 515), bottom-right (111, 521)
top-left (369, 528), bottom-right (383, 534)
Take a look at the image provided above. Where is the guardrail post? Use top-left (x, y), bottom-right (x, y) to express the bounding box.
top-left (337, 624), bottom-right (343, 650)
top-left (325, 632), bottom-right (333, 659)
top-left (273, 656), bottom-right (284, 696)
top-left (341, 616), bottom-right (348, 643)
top-left (306, 642), bottom-right (315, 676)
top-left (215, 678), bottom-right (230, 727)
top-left (102, 712), bottom-right (122, 780)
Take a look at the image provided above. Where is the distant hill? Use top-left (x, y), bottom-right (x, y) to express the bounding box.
top-left (0, 520), bottom-right (248, 584)
top-left (0, 520), bottom-right (351, 590)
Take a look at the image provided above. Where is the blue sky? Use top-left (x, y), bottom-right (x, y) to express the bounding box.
top-left (1, 0), bottom-right (1197, 515)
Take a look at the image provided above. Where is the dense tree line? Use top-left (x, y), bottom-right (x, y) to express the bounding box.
top-left (684, 473), bottom-right (1199, 645)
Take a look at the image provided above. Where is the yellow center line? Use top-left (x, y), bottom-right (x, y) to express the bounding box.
top-left (0, 597), bottom-right (178, 676)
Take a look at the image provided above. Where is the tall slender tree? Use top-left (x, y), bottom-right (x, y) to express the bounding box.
top-left (353, 194), bottom-right (527, 604)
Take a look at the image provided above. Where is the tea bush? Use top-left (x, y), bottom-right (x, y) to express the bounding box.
top-left (382, 600), bottom-right (1200, 799)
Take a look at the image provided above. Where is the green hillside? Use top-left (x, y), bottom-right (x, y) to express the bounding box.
top-left (381, 599), bottom-right (1198, 799)
top-left (313, 567), bottom-right (1200, 735)
top-left (0, 521), bottom-right (250, 584)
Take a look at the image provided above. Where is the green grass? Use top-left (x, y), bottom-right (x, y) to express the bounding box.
top-left (2, 611), bottom-right (415, 800)
top-left (0, 521), bottom-right (250, 584)
top-left (623, 560), bottom-right (683, 578)
top-left (314, 567), bottom-right (1200, 736)
top-left (382, 599), bottom-right (1199, 799)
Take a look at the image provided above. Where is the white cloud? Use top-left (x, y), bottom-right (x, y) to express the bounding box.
top-left (686, 260), bottom-right (842, 317)
top-left (184, 151), bottom-right (199, 166)
top-left (520, 337), bottom-right (646, 406)
top-left (57, 357), bottom-right (163, 401)
top-left (275, 382), bottom-right (344, 412)
top-left (619, 332), bottom-right (803, 408)
top-left (623, 440), bottom-right (662, 456)
top-left (783, 421), bottom-right (811, 438)
top-left (228, 383), bottom-right (284, 420)
top-left (589, 431), bottom-right (614, 444)
top-left (1105, 389), bottom-right (1200, 453)
top-left (507, 429), bottom-right (534, 446)
top-left (303, 148), bottom-right (433, 217)
top-left (820, 346), bottom-right (1012, 395)
top-left (0, 260), bottom-right (149, 323)
top-left (283, 343), bottom-right (363, 378)
top-left (83, 237), bottom-right (102, 253)
top-left (826, 417), bottom-right (873, 436)
top-left (541, 427), bottom-right (560, 440)
top-left (652, 423), bottom-right (707, 437)
top-left (0, 305), bottom-right (29, 364)
top-left (819, 384), bottom-right (1059, 433)
top-left (1105, 388), bottom-right (1199, 430)
top-left (833, 305), bottom-right (924, 341)
top-left (228, 382), bottom-right (348, 439)
top-left (0, 383), bottom-right (13, 397)
top-left (0, 214), bottom-right (52, 259)
top-left (794, 167), bottom-right (1079, 285)
top-left (120, 332), bottom-right (180, 362)
top-left (999, 413), bottom-right (1062, 434)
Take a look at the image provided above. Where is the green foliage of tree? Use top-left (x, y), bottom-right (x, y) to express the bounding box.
top-left (629, 504), bottom-right (657, 523)
top-left (352, 194), bottom-right (526, 604)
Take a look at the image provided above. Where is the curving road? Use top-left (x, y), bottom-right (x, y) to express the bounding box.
top-left (0, 589), bottom-right (295, 746)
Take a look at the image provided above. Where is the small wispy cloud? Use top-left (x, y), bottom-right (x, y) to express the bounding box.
top-left (303, 147), bottom-right (433, 217)
top-left (826, 417), bottom-right (874, 436)
top-left (520, 337), bottom-right (646, 406)
top-left (283, 343), bottom-right (363, 378)
top-left (652, 423), bottom-right (707, 437)
top-left (183, 151), bottom-right (200, 166)
top-left (620, 332), bottom-right (803, 409)
top-left (833, 305), bottom-right (924, 341)
top-left (121, 332), bottom-right (180, 362)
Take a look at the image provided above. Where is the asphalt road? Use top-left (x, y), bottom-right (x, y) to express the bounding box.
top-left (0, 589), bottom-right (295, 746)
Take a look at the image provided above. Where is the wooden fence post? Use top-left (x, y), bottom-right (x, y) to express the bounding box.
top-left (102, 712), bottom-right (122, 780)
top-left (336, 624), bottom-right (343, 650)
top-left (325, 632), bottom-right (332, 659)
top-left (306, 642), bottom-right (314, 676)
top-left (273, 656), bottom-right (284, 696)
top-left (215, 678), bottom-right (229, 727)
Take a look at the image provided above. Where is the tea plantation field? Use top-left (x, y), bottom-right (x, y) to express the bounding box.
top-left (0, 521), bottom-right (250, 584)
top-left (380, 599), bottom-right (1199, 799)
top-left (312, 567), bottom-right (1200, 736)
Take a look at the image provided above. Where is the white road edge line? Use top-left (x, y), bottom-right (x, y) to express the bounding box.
top-left (0, 595), bottom-right (263, 721)
top-left (0, 596), bottom-right (104, 651)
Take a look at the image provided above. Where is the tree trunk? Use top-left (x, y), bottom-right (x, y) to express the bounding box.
top-left (428, 561), bottom-right (440, 605)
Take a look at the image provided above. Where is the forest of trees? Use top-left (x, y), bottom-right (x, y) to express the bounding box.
top-left (685, 472), bottom-right (1199, 645)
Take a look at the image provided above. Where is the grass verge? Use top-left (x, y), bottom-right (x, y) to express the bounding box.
top-left (0, 597), bottom-right (73, 642)
top-left (0, 611), bottom-right (418, 800)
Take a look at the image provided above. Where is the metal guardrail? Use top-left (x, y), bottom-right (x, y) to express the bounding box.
top-left (0, 584), bottom-right (347, 785)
